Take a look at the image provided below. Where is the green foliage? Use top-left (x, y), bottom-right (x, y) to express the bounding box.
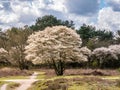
top-left (116, 30), bottom-right (120, 44)
top-left (95, 30), bottom-right (114, 41)
top-left (0, 31), bottom-right (9, 49)
top-left (30, 15), bottom-right (75, 31)
top-left (0, 76), bottom-right (29, 80)
top-left (92, 60), bottom-right (98, 68)
top-left (0, 81), bottom-right (5, 86)
top-left (36, 72), bottom-right (46, 79)
top-left (117, 68), bottom-right (120, 72)
top-left (77, 24), bottom-right (114, 49)
top-left (77, 24), bottom-right (96, 46)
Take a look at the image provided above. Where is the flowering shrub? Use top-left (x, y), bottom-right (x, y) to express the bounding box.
top-left (92, 44), bottom-right (120, 68)
top-left (80, 47), bottom-right (91, 61)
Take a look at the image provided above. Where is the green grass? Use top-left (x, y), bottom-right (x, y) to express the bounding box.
top-left (36, 72), bottom-right (46, 79)
top-left (0, 81), bottom-right (20, 90)
top-left (37, 72), bottom-right (46, 75)
top-left (37, 75), bottom-right (46, 79)
top-left (50, 75), bottom-right (94, 80)
top-left (0, 81), bottom-right (5, 87)
top-left (101, 75), bottom-right (120, 80)
top-left (28, 75), bottom-right (120, 90)
top-left (0, 76), bottom-right (29, 80)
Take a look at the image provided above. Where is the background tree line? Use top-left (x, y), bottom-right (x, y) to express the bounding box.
top-left (0, 15), bottom-right (120, 70)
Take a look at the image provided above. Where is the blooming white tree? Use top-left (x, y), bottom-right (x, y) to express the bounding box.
top-left (25, 26), bottom-right (88, 75)
top-left (80, 47), bottom-right (91, 67)
top-left (92, 45), bottom-right (120, 68)
top-left (80, 47), bottom-right (91, 61)
top-left (92, 47), bottom-right (117, 59)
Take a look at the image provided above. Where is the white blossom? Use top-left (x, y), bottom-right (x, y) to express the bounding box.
top-left (92, 45), bottom-right (120, 61)
top-left (80, 47), bottom-right (91, 57)
top-left (25, 26), bottom-right (88, 64)
top-left (109, 44), bottom-right (120, 56)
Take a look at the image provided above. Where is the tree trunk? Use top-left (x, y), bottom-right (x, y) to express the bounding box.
top-left (52, 59), bottom-right (65, 76)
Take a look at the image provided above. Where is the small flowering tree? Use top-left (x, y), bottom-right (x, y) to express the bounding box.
top-left (80, 47), bottom-right (91, 67)
top-left (80, 47), bottom-right (91, 59)
top-left (25, 26), bottom-right (88, 75)
top-left (92, 46), bottom-right (119, 68)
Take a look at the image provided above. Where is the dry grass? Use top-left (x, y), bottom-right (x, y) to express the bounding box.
top-left (0, 67), bottom-right (32, 77)
top-left (35, 68), bottom-right (120, 77)
top-left (64, 69), bottom-right (120, 76)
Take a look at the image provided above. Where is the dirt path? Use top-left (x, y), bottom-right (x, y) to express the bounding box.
top-left (1, 72), bottom-right (38, 90)
top-left (15, 72), bottom-right (38, 90)
top-left (0, 84), bottom-right (8, 90)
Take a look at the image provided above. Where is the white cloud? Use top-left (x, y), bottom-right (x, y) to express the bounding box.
top-left (49, 0), bottom-right (67, 12)
top-left (0, 0), bottom-right (120, 32)
top-left (0, 3), bottom-right (3, 8)
top-left (0, 10), bottom-right (19, 24)
top-left (67, 14), bottom-right (97, 29)
top-left (10, 0), bottom-right (42, 21)
top-left (0, 0), bottom-right (43, 30)
top-left (97, 7), bottom-right (120, 31)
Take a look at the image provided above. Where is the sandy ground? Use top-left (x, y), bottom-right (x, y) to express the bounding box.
top-left (0, 72), bottom-right (38, 90)
top-left (0, 84), bottom-right (8, 90)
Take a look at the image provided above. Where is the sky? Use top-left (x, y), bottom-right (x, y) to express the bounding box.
top-left (0, 0), bottom-right (120, 32)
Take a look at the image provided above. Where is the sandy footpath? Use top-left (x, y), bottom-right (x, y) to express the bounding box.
top-left (0, 72), bottom-right (38, 90)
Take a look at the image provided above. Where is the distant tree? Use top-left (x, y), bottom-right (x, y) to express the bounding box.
top-left (0, 30), bottom-right (8, 49)
top-left (116, 30), bottom-right (120, 44)
top-left (6, 27), bottom-right (32, 70)
top-left (25, 26), bottom-right (88, 76)
top-left (77, 24), bottom-right (114, 48)
top-left (30, 15), bottom-right (75, 31)
top-left (95, 30), bottom-right (114, 41)
top-left (77, 24), bottom-right (96, 46)
top-left (87, 38), bottom-right (114, 50)
top-left (118, 30), bottom-right (120, 36)
top-left (92, 44), bottom-right (120, 68)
